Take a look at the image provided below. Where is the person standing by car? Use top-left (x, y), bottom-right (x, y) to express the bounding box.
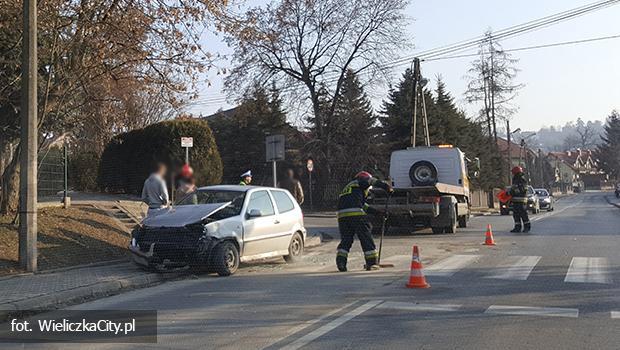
top-left (175, 164), bottom-right (196, 201)
top-left (278, 168), bottom-right (304, 204)
top-left (141, 162), bottom-right (170, 217)
top-left (239, 170), bottom-right (252, 186)
top-left (336, 171), bottom-right (393, 272)
top-left (509, 166), bottom-right (531, 233)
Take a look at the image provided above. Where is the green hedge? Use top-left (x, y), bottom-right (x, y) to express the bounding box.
top-left (98, 119), bottom-right (222, 194)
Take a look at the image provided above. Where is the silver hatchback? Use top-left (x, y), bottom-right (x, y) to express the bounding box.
top-left (130, 185), bottom-right (307, 276)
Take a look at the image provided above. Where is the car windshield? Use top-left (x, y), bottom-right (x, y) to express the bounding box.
top-left (535, 189), bottom-right (549, 196)
top-left (176, 189), bottom-right (245, 206)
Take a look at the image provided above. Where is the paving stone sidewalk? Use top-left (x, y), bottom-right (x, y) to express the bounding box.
top-left (0, 261), bottom-right (181, 322)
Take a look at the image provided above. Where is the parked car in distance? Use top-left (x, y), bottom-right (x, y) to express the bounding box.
top-left (130, 185), bottom-right (306, 276)
top-left (500, 185), bottom-right (541, 215)
top-left (535, 188), bottom-right (554, 211)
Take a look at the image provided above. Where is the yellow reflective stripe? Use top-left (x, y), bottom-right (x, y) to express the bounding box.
top-left (337, 211), bottom-right (367, 218)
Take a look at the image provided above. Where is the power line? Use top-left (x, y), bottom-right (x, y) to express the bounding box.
top-left (423, 33), bottom-right (620, 62)
top-left (189, 0), bottom-right (620, 106)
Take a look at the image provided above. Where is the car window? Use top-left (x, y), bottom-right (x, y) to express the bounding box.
top-left (271, 190), bottom-right (295, 213)
top-left (247, 190), bottom-right (275, 216)
top-left (176, 190), bottom-right (245, 206)
top-left (527, 186), bottom-right (534, 195)
top-left (535, 190), bottom-right (549, 196)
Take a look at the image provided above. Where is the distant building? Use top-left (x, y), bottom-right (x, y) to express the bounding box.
top-left (547, 149), bottom-right (606, 190)
top-left (497, 138), bottom-right (543, 186)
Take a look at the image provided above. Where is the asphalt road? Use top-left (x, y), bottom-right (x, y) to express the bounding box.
top-left (4, 191), bottom-right (620, 349)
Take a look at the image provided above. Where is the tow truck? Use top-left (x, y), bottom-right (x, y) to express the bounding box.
top-left (368, 145), bottom-right (479, 234)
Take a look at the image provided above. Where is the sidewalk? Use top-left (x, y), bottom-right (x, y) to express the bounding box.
top-left (0, 261), bottom-right (183, 322)
top-left (0, 231), bottom-right (325, 322)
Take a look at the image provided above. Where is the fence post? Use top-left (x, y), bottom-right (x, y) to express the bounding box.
top-left (63, 141), bottom-right (70, 208)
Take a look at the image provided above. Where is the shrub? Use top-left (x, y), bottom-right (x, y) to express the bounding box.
top-left (98, 119), bottom-right (222, 194)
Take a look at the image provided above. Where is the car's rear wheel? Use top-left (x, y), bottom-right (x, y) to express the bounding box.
top-left (284, 232), bottom-right (304, 263)
top-left (212, 241), bottom-right (239, 276)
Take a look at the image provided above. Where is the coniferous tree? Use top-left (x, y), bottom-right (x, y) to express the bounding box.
top-left (209, 85), bottom-right (297, 184)
top-left (380, 73), bottom-right (506, 190)
top-left (596, 110), bottom-right (620, 178)
top-left (332, 70), bottom-right (379, 179)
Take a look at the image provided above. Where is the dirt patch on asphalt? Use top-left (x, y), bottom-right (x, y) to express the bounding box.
top-left (0, 205), bottom-right (130, 276)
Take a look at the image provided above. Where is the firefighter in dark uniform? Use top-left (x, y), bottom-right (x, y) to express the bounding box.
top-left (509, 166), bottom-right (531, 233)
top-left (336, 171), bottom-right (393, 272)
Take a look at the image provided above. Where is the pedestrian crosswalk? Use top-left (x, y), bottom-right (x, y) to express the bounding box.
top-left (425, 254), bottom-right (613, 284)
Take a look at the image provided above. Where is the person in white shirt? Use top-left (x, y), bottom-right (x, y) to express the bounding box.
top-left (141, 162), bottom-right (169, 217)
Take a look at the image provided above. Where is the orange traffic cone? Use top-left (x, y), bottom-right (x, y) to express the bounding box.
top-left (483, 224), bottom-right (496, 246)
top-left (406, 245), bottom-right (430, 289)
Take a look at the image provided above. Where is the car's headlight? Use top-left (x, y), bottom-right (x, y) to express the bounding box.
top-left (543, 198), bottom-right (551, 203)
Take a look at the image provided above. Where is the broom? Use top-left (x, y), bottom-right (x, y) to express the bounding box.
top-left (377, 192), bottom-right (394, 268)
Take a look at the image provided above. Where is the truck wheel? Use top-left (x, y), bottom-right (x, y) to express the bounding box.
top-left (458, 215), bottom-right (468, 228)
top-left (445, 205), bottom-right (457, 234)
top-left (432, 227), bottom-right (444, 234)
top-left (212, 241), bottom-right (239, 276)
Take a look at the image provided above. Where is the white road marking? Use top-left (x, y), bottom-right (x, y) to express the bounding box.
top-left (485, 305), bottom-right (578, 318)
top-left (530, 200), bottom-right (581, 222)
top-left (278, 300), bottom-right (383, 350)
top-left (564, 257), bottom-right (611, 284)
top-left (264, 301), bottom-right (358, 349)
top-left (485, 256), bottom-right (541, 280)
top-left (425, 255), bottom-right (480, 277)
top-left (612, 311), bottom-right (620, 319)
top-left (376, 301), bottom-right (461, 312)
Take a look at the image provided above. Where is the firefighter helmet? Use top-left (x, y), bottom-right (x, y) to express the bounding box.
top-left (511, 166), bottom-right (523, 175)
top-left (355, 171), bottom-right (372, 180)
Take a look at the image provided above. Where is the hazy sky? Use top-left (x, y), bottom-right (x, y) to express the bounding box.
top-left (187, 0), bottom-right (620, 131)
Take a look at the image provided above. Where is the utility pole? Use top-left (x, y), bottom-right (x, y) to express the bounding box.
top-left (410, 58), bottom-right (420, 148)
top-left (410, 58), bottom-right (430, 148)
top-left (19, 0), bottom-right (38, 272)
top-left (506, 120), bottom-right (511, 184)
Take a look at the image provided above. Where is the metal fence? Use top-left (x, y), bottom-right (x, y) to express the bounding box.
top-left (37, 146), bottom-right (66, 199)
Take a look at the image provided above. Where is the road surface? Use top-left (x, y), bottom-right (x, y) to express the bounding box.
top-left (3, 191), bottom-right (620, 349)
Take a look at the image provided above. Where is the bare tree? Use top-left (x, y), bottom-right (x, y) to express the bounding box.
top-left (563, 118), bottom-right (597, 150)
top-left (223, 0), bottom-right (409, 177)
top-left (465, 31), bottom-right (523, 141)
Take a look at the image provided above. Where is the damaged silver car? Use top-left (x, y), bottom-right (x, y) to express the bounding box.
top-left (130, 185), bottom-right (307, 276)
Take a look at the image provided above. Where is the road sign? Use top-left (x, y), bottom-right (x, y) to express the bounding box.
top-left (181, 137), bottom-right (193, 148)
top-left (266, 135), bottom-right (285, 162)
top-left (306, 159), bottom-right (314, 172)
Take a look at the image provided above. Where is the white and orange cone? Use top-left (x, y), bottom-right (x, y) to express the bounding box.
top-left (406, 245), bottom-right (430, 289)
top-left (483, 224), bottom-right (496, 246)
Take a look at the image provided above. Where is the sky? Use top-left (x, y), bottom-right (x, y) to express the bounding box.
top-left (187, 0), bottom-right (620, 132)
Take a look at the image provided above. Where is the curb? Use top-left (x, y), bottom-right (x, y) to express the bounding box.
top-left (0, 273), bottom-right (181, 323)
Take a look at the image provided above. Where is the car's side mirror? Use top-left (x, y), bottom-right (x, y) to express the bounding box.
top-left (246, 209), bottom-right (263, 219)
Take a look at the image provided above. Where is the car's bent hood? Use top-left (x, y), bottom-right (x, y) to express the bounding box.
top-left (142, 203), bottom-right (230, 228)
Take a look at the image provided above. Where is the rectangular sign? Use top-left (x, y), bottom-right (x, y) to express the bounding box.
top-left (181, 137), bottom-right (193, 148)
top-left (0, 310), bottom-right (157, 343)
top-left (266, 134), bottom-right (285, 162)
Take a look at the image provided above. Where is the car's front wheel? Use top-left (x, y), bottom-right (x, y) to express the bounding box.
top-left (212, 241), bottom-right (239, 276)
top-left (284, 232), bottom-right (304, 263)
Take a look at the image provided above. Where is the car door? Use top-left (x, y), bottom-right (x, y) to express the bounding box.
top-left (242, 190), bottom-right (283, 258)
top-left (270, 189), bottom-right (300, 250)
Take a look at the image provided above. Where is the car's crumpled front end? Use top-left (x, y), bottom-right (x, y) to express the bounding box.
top-left (129, 203), bottom-right (231, 270)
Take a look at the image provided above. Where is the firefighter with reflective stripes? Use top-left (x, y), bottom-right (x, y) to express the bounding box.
top-left (336, 171), bottom-right (393, 272)
top-left (509, 166), bottom-right (531, 233)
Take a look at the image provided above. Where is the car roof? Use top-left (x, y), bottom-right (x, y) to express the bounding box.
top-left (196, 185), bottom-right (282, 192)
